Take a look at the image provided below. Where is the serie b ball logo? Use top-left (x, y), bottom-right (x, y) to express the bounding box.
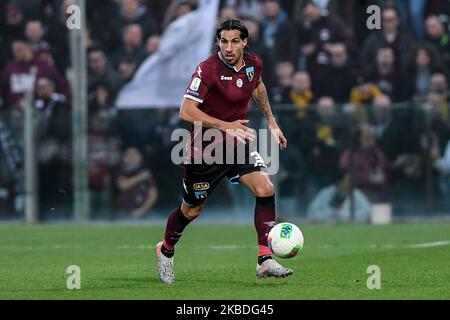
top-left (268, 223), bottom-right (304, 258)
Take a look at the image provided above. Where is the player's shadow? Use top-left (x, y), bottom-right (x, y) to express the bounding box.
top-left (180, 278), bottom-right (292, 287)
top-left (100, 276), bottom-right (293, 288)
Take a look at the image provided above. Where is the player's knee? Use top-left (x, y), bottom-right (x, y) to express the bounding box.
top-left (253, 183), bottom-right (274, 198)
top-left (182, 205), bottom-right (203, 220)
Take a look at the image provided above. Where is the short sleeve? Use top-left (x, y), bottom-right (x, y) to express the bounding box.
top-left (183, 62), bottom-right (213, 104)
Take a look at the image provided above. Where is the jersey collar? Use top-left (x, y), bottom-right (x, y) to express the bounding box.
top-left (217, 52), bottom-right (246, 72)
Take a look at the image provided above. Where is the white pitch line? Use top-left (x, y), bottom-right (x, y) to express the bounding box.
top-left (408, 241), bottom-right (450, 249)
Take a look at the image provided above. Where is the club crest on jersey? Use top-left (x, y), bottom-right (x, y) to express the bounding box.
top-left (236, 79), bottom-right (243, 88)
top-left (246, 66), bottom-right (255, 82)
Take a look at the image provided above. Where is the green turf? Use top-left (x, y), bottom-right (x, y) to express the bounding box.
top-left (0, 223), bottom-right (449, 300)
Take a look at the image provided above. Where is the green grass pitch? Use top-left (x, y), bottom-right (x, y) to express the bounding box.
top-left (0, 223), bottom-right (449, 300)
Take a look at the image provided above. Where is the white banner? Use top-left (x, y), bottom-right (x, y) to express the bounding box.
top-left (115, 0), bottom-right (219, 109)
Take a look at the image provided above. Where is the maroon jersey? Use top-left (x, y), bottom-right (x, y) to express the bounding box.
top-left (183, 51), bottom-right (263, 160)
top-left (184, 51), bottom-right (263, 121)
top-left (0, 57), bottom-right (69, 106)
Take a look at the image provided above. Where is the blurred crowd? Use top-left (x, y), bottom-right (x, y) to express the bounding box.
top-left (0, 0), bottom-right (450, 220)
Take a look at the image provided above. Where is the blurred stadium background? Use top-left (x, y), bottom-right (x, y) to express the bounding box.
top-left (1, 0), bottom-right (450, 225)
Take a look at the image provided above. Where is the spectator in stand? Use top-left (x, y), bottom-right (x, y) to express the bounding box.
top-left (88, 82), bottom-right (116, 116)
top-left (340, 124), bottom-right (390, 203)
top-left (35, 76), bottom-right (72, 217)
top-left (289, 71), bottom-right (314, 119)
top-left (328, 0), bottom-right (384, 48)
top-left (286, 0), bottom-right (356, 73)
top-left (306, 171), bottom-right (372, 223)
top-left (369, 94), bottom-right (392, 143)
top-left (110, 23), bottom-right (147, 68)
top-left (361, 6), bottom-right (415, 74)
top-left (350, 75), bottom-right (383, 105)
top-left (1, 3), bottom-right (25, 49)
top-left (88, 47), bottom-right (122, 98)
top-left (116, 147), bottom-right (158, 218)
top-left (25, 21), bottom-right (47, 55)
top-left (34, 77), bottom-right (69, 124)
top-left (162, 0), bottom-right (198, 30)
top-left (350, 76), bottom-right (383, 123)
top-left (223, 0), bottom-right (263, 21)
top-left (366, 46), bottom-right (411, 102)
top-left (40, 0), bottom-right (72, 74)
top-left (419, 76), bottom-right (450, 153)
top-left (395, 0), bottom-right (427, 41)
top-left (88, 109), bottom-right (122, 219)
top-left (145, 35), bottom-right (161, 58)
top-left (120, 0), bottom-right (159, 39)
top-left (243, 18), bottom-right (276, 88)
top-left (0, 39), bottom-right (69, 109)
top-left (427, 73), bottom-right (449, 120)
top-left (404, 44), bottom-right (447, 104)
top-left (298, 96), bottom-right (346, 193)
top-left (260, 0), bottom-right (288, 54)
top-left (424, 15), bottom-right (450, 73)
top-left (270, 61), bottom-right (294, 104)
top-left (86, 0), bottom-right (122, 53)
top-left (23, 20), bottom-right (56, 69)
top-left (313, 42), bottom-right (356, 104)
top-left (219, 6), bottom-right (239, 21)
top-left (118, 56), bottom-right (138, 86)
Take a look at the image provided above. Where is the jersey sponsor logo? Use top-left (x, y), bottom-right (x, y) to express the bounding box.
top-left (220, 75), bottom-right (232, 81)
top-left (190, 77), bottom-right (201, 91)
top-left (246, 66), bottom-right (255, 82)
top-left (236, 78), bottom-right (243, 88)
top-left (193, 182), bottom-right (210, 191)
top-left (197, 66), bottom-right (203, 78)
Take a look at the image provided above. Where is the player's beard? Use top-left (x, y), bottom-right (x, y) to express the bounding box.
top-left (226, 49), bottom-right (243, 67)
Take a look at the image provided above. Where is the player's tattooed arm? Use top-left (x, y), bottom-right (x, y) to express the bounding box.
top-left (252, 78), bottom-right (276, 126)
top-left (202, 121), bottom-right (222, 129)
top-left (252, 78), bottom-right (288, 150)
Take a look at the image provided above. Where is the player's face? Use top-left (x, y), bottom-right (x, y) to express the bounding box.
top-left (218, 29), bottom-right (247, 66)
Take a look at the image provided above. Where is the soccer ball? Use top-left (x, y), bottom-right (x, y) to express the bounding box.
top-left (268, 223), bottom-right (304, 258)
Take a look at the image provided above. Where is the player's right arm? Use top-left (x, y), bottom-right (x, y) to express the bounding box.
top-left (179, 97), bottom-right (255, 143)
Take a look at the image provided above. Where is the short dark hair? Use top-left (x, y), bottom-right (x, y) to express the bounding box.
top-left (216, 18), bottom-right (249, 41)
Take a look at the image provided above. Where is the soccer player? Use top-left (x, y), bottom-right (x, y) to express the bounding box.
top-left (155, 19), bottom-right (292, 284)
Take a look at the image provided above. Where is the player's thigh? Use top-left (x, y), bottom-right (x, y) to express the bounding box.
top-left (239, 171), bottom-right (274, 198)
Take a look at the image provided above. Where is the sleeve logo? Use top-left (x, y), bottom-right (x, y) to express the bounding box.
top-left (246, 66), bottom-right (255, 82)
top-left (190, 77), bottom-right (201, 91)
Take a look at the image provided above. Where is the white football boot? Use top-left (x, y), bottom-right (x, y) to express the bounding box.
top-left (155, 241), bottom-right (175, 284)
top-left (256, 258), bottom-right (293, 278)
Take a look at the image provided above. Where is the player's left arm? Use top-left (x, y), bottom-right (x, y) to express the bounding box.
top-left (252, 78), bottom-right (288, 150)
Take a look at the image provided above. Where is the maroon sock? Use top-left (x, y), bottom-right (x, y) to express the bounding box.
top-left (254, 195), bottom-right (276, 256)
top-left (163, 206), bottom-right (195, 251)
